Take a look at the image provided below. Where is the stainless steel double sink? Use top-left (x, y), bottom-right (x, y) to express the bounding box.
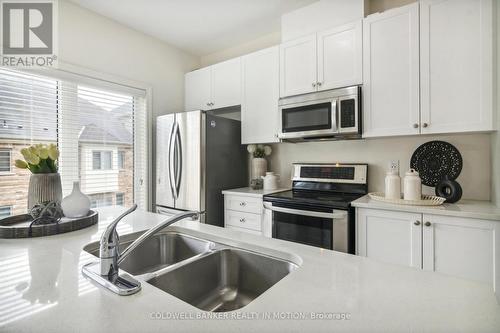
top-left (84, 231), bottom-right (298, 312)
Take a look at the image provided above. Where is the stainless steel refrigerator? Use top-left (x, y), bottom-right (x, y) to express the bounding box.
top-left (155, 110), bottom-right (248, 226)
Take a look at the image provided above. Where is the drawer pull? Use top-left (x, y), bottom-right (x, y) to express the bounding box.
top-left (239, 202), bottom-right (246, 207)
top-left (424, 221), bottom-right (431, 227)
top-left (239, 218), bottom-right (246, 223)
top-left (414, 221), bottom-right (421, 226)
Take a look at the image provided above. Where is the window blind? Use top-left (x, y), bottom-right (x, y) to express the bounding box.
top-left (0, 68), bottom-right (148, 216)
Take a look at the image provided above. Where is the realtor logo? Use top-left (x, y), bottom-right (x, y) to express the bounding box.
top-left (1, 0), bottom-right (57, 67)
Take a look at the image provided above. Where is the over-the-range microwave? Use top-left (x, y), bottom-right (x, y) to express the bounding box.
top-left (278, 86), bottom-right (361, 141)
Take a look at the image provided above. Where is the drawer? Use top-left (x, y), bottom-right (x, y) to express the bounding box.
top-left (225, 210), bottom-right (262, 232)
top-left (225, 225), bottom-right (262, 236)
top-left (224, 195), bottom-right (263, 214)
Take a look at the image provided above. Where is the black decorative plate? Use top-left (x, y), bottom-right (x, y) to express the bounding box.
top-left (410, 141), bottom-right (462, 187)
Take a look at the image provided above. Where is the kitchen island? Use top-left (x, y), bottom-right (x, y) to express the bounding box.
top-left (0, 207), bottom-right (499, 332)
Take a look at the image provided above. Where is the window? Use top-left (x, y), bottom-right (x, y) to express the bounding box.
top-left (0, 149), bottom-right (11, 173)
top-left (0, 205), bottom-right (12, 219)
top-left (118, 151), bottom-right (125, 169)
top-left (92, 151), bottom-right (112, 170)
top-left (0, 68), bottom-right (148, 214)
top-left (116, 193), bottom-right (124, 206)
top-left (89, 193), bottom-right (114, 208)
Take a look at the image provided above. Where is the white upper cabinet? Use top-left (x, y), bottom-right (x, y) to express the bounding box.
top-left (184, 58), bottom-right (241, 111)
top-left (317, 20), bottom-right (362, 91)
top-left (211, 57), bottom-right (241, 109)
top-left (280, 21), bottom-right (363, 98)
top-left (241, 46), bottom-right (280, 144)
top-left (363, 3), bottom-right (420, 137)
top-left (420, 0), bottom-right (494, 134)
top-left (280, 34), bottom-right (317, 97)
top-left (185, 67), bottom-right (211, 111)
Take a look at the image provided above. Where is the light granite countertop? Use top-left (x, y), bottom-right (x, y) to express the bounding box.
top-left (0, 207), bottom-right (499, 333)
top-left (222, 187), bottom-right (289, 198)
top-left (352, 195), bottom-right (500, 221)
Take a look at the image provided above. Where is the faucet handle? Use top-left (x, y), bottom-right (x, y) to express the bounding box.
top-left (100, 204), bottom-right (137, 258)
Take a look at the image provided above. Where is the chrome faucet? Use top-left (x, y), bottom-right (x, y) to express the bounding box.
top-left (82, 205), bottom-right (199, 295)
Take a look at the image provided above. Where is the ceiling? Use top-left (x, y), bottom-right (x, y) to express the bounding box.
top-left (68, 0), bottom-right (318, 56)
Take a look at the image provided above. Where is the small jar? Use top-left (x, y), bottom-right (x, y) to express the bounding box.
top-left (403, 169), bottom-right (422, 201)
top-left (385, 171), bottom-right (401, 200)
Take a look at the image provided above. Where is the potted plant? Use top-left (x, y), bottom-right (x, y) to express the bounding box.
top-left (15, 144), bottom-right (62, 211)
top-left (247, 144), bottom-right (272, 179)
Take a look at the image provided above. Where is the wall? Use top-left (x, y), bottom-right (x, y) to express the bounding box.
top-left (492, 2), bottom-right (500, 206)
top-left (58, 0), bottom-right (200, 118)
top-left (267, 134), bottom-right (491, 201)
top-left (201, 32), bottom-right (281, 67)
top-left (365, 0), bottom-right (415, 15)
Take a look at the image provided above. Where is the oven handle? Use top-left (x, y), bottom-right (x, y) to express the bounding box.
top-left (263, 202), bottom-right (347, 219)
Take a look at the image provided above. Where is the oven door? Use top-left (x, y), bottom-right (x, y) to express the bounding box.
top-left (263, 202), bottom-right (348, 252)
top-left (278, 99), bottom-right (338, 139)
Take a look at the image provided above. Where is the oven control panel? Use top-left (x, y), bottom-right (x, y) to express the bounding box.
top-left (292, 163), bottom-right (367, 184)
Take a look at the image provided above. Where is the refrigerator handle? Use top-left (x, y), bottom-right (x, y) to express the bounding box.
top-left (174, 124), bottom-right (182, 198)
top-left (168, 121), bottom-right (178, 199)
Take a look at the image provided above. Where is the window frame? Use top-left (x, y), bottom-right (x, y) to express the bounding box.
top-left (1, 65), bottom-right (152, 210)
top-left (0, 149), bottom-right (12, 174)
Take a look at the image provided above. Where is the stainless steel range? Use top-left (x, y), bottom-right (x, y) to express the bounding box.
top-left (263, 163), bottom-right (368, 254)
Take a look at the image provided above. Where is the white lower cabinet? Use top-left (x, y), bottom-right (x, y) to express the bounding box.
top-left (357, 209), bottom-right (422, 268)
top-left (224, 194), bottom-right (264, 236)
top-left (357, 208), bottom-right (498, 288)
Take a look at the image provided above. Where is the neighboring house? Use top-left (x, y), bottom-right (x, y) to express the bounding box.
top-left (0, 83), bottom-right (134, 217)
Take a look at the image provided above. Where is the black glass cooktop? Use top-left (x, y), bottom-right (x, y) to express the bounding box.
top-left (264, 190), bottom-right (364, 210)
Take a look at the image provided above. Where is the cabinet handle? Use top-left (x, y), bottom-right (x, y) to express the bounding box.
top-left (413, 123), bottom-right (419, 128)
top-left (422, 123), bottom-right (429, 128)
top-left (424, 221), bottom-right (431, 227)
top-left (206, 102), bottom-right (211, 106)
top-left (317, 82), bottom-right (322, 87)
top-left (239, 202), bottom-right (246, 207)
top-left (239, 218), bottom-right (246, 223)
top-left (312, 82), bottom-right (317, 88)
top-left (414, 221), bottom-right (421, 226)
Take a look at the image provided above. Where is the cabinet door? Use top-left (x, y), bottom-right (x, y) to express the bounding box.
top-left (420, 0), bottom-right (493, 134)
top-left (357, 208), bottom-right (422, 269)
top-left (362, 3), bottom-right (420, 138)
top-left (279, 34), bottom-right (317, 97)
top-left (211, 57), bottom-right (241, 109)
top-left (185, 67), bottom-right (211, 111)
top-left (422, 214), bottom-right (496, 286)
top-left (241, 46), bottom-right (280, 144)
top-left (317, 20), bottom-right (362, 91)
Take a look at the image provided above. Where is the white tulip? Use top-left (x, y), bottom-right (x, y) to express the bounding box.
top-left (247, 144), bottom-right (256, 153)
top-left (264, 146), bottom-right (272, 156)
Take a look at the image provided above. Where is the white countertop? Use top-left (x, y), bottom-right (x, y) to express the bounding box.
top-left (1, 207), bottom-right (499, 332)
top-left (222, 187), bottom-right (289, 198)
top-left (352, 195), bottom-right (500, 221)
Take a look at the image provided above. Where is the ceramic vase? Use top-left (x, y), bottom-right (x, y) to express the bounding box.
top-left (27, 173), bottom-right (63, 211)
top-left (61, 181), bottom-right (91, 218)
top-left (252, 158), bottom-right (267, 179)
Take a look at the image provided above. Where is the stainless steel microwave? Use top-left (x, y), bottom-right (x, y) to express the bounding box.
top-left (278, 86), bottom-right (361, 141)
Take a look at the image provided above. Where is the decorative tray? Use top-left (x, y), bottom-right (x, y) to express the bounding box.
top-left (368, 192), bottom-right (446, 206)
top-left (0, 210), bottom-right (98, 239)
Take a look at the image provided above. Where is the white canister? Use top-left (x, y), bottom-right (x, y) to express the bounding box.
top-left (261, 172), bottom-right (279, 190)
top-left (385, 171), bottom-right (401, 200)
top-left (403, 169), bottom-right (422, 201)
